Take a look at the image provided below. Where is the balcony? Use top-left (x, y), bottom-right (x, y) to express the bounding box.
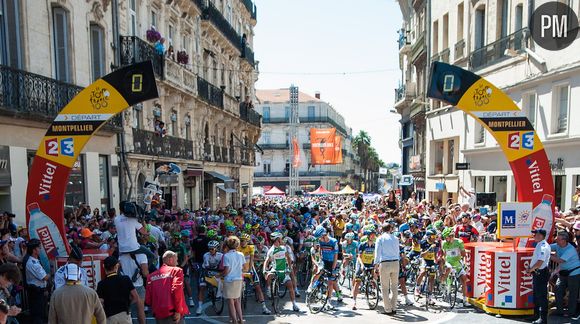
top-left (239, 104), bottom-right (262, 127)
top-left (454, 39), bottom-right (465, 61)
top-left (410, 100), bottom-right (426, 119)
top-left (260, 143), bottom-right (289, 150)
top-left (240, 148), bottom-right (254, 166)
top-left (241, 45), bottom-right (255, 67)
top-left (200, 1), bottom-right (243, 52)
top-left (398, 29), bottom-right (411, 54)
top-left (262, 117), bottom-right (289, 123)
top-left (164, 59), bottom-right (196, 93)
top-left (0, 65), bottom-right (122, 131)
top-left (431, 52), bottom-right (440, 63)
top-left (394, 82), bottom-right (417, 109)
top-left (241, 0), bottom-right (257, 20)
top-left (120, 36), bottom-right (164, 79)
top-left (132, 128), bottom-right (194, 159)
top-left (470, 28), bottom-right (528, 71)
top-left (197, 76), bottom-right (224, 109)
top-left (439, 48), bottom-right (450, 63)
top-left (254, 171), bottom-right (346, 178)
top-left (204, 143), bottom-right (213, 161)
top-left (410, 33), bottom-right (426, 63)
top-left (299, 116), bottom-right (348, 135)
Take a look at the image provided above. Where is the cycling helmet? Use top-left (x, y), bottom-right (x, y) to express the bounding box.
top-left (240, 233), bottom-right (251, 241)
top-left (255, 236), bottom-right (265, 244)
top-left (345, 223), bottom-right (354, 231)
top-left (360, 236), bottom-right (368, 244)
top-left (345, 232), bottom-right (355, 240)
top-left (270, 232), bottom-right (283, 240)
top-left (393, 231), bottom-right (400, 237)
top-left (350, 214), bottom-right (359, 220)
top-left (207, 229), bottom-right (218, 239)
top-left (226, 225), bottom-right (236, 232)
top-left (313, 226), bottom-right (327, 238)
top-left (208, 240), bottom-right (220, 249)
top-left (433, 220), bottom-right (444, 230)
top-left (398, 223), bottom-right (410, 233)
top-left (284, 237), bottom-right (294, 245)
top-left (172, 232), bottom-right (181, 239)
top-left (244, 224), bottom-right (252, 231)
top-left (441, 227), bottom-right (454, 238)
top-left (426, 229), bottom-right (437, 237)
top-left (268, 220), bottom-right (278, 228)
top-left (403, 230), bottom-right (412, 238)
top-left (180, 230), bottom-right (190, 237)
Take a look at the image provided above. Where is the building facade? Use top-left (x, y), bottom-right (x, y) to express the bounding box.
top-left (253, 89), bottom-right (361, 193)
top-left (118, 0), bottom-right (261, 209)
top-left (412, 0), bottom-right (580, 210)
top-left (395, 0), bottom-right (429, 201)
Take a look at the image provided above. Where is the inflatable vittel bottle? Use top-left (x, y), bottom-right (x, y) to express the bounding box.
top-left (531, 194), bottom-right (554, 235)
top-left (27, 202), bottom-right (68, 270)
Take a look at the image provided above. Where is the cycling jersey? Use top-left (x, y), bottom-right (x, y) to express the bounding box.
top-left (358, 242), bottom-right (375, 267)
top-left (266, 245), bottom-right (288, 271)
top-left (411, 232), bottom-right (423, 252)
top-left (310, 247), bottom-right (321, 264)
top-left (202, 252), bottom-right (223, 270)
top-left (342, 240), bottom-right (359, 258)
top-left (303, 235), bottom-right (317, 250)
top-left (238, 244), bottom-right (255, 272)
top-left (455, 224), bottom-right (479, 243)
top-left (319, 237), bottom-right (338, 262)
top-left (420, 239), bottom-right (439, 261)
top-left (442, 238), bottom-right (464, 267)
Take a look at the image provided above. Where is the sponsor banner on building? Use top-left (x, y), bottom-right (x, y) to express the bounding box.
top-left (310, 128), bottom-right (336, 165)
top-left (26, 62), bottom-right (158, 259)
top-left (428, 62), bottom-right (555, 241)
top-left (333, 135), bottom-right (342, 164)
top-left (497, 202), bottom-right (533, 238)
top-left (292, 137), bottom-right (301, 168)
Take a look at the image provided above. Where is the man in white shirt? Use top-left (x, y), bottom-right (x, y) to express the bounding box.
top-left (526, 229), bottom-right (551, 324)
top-left (374, 223), bottom-right (400, 315)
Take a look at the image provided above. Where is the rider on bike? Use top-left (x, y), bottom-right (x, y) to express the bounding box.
top-left (341, 232), bottom-right (358, 278)
top-left (440, 227), bottom-right (470, 306)
top-left (351, 227), bottom-right (376, 310)
top-left (312, 225), bottom-right (341, 310)
top-left (414, 229), bottom-right (440, 305)
top-left (197, 240), bottom-right (223, 315)
top-left (238, 233), bottom-right (271, 314)
top-left (263, 232), bottom-right (300, 312)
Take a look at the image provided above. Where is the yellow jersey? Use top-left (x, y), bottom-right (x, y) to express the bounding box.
top-left (238, 244), bottom-right (255, 272)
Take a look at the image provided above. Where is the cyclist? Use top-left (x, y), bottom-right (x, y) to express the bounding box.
top-left (313, 225), bottom-right (341, 310)
top-left (263, 232), bottom-right (300, 312)
top-left (407, 221), bottom-right (422, 261)
top-left (197, 240), bottom-right (223, 315)
top-left (238, 233), bottom-right (271, 314)
top-left (441, 227), bottom-right (470, 306)
top-left (308, 241), bottom-right (322, 290)
top-left (397, 232), bottom-right (414, 305)
top-left (414, 229), bottom-right (440, 305)
top-left (455, 212), bottom-right (479, 243)
top-left (284, 236), bottom-right (301, 298)
top-left (351, 228), bottom-right (376, 310)
top-left (341, 232), bottom-right (358, 278)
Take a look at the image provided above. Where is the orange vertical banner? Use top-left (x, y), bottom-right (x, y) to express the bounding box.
top-left (310, 128), bottom-right (336, 165)
top-left (333, 135), bottom-right (343, 164)
top-left (292, 137), bottom-right (301, 167)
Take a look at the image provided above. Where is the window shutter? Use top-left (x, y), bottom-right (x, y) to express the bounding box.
top-left (90, 25), bottom-right (104, 80)
top-left (53, 8), bottom-right (69, 82)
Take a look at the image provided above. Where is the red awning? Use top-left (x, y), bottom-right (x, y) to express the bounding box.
top-left (310, 185), bottom-right (332, 195)
top-left (264, 186), bottom-right (285, 195)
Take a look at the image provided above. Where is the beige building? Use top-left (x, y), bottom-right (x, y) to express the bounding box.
top-left (0, 0), bottom-right (261, 226)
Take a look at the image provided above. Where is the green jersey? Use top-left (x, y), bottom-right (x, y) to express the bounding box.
top-left (267, 245), bottom-right (288, 271)
top-left (442, 238), bottom-right (464, 267)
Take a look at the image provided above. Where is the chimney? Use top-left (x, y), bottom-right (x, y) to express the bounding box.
top-left (315, 91), bottom-right (321, 99)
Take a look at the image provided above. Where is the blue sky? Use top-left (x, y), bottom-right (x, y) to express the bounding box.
top-left (253, 0), bottom-right (403, 164)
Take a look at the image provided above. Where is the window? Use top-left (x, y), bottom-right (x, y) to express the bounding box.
top-left (552, 84), bottom-right (569, 134)
top-left (475, 121), bottom-right (485, 143)
top-left (474, 7), bottom-right (486, 49)
top-left (262, 131), bottom-right (271, 144)
top-left (170, 111), bottom-right (177, 136)
top-left (90, 24), bottom-right (105, 80)
top-left (515, 4), bottom-right (523, 31)
top-left (0, 0), bottom-right (23, 68)
top-left (168, 24), bottom-right (174, 45)
top-left (53, 7), bottom-right (71, 82)
top-left (183, 35), bottom-right (189, 52)
top-left (151, 11), bottom-right (157, 29)
top-left (491, 176), bottom-right (507, 202)
top-left (66, 155), bottom-right (86, 206)
top-left (433, 20), bottom-right (439, 54)
top-left (285, 106), bottom-right (290, 121)
top-left (474, 176), bottom-right (486, 193)
top-left (263, 162), bottom-right (271, 174)
top-left (133, 104), bottom-right (142, 129)
top-left (129, 0), bottom-right (137, 36)
top-left (185, 115), bottom-right (191, 140)
top-left (446, 139), bottom-right (455, 174)
top-left (522, 92), bottom-right (536, 127)
top-left (98, 155), bottom-right (110, 211)
top-left (442, 14), bottom-right (449, 50)
top-left (457, 2), bottom-right (464, 40)
top-left (262, 106), bottom-right (270, 122)
top-left (498, 0), bottom-right (508, 38)
top-left (307, 106), bottom-right (315, 119)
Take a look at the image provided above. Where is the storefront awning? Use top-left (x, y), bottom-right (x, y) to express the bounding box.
top-left (205, 171), bottom-right (232, 182)
top-left (217, 184), bottom-right (237, 193)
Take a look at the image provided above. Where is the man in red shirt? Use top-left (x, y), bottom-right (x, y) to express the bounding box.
top-left (145, 250), bottom-right (189, 323)
top-left (455, 212), bottom-right (479, 243)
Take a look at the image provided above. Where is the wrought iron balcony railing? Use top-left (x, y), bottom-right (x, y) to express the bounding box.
top-left (302, 143), bottom-right (311, 149)
top-left (132, 128), bottom-right (194, 159)
top-left (395, 84), bottom-right (405, 103)
top-left (454, 39), bottom-right (465, 60)
top-left (262, 117), bottom-right (289, 123)
top-left (440, 48), bottom-right (450, 63)
top-left (239, 104), bottom-right (261, 127)
top-left (300, 116), bottom-right (348, 135)
top-left (120, 36), bottom-right (164, 79)
top-left (241, 0), bottom-right (257, 19)
top-left (201, 1), bottom-right (242, 51)
top-left (470, 28), bottom-right (528, 71)
top-left (197, 76), bottom-right (224, 109)
top-left (204, 142), bottom-right (213, 161)
top-left (260, 143), bottom-right (289, 150)
top-left (0, 65), bottom-right (122, 130)
top-left (241, 45), bottom-right (255, 67)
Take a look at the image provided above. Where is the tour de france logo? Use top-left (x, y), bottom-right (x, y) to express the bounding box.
top-left (473, 83), bottom-right (492, 107)
top-left (518, 209), bottom-right (531, 223)
top-left (89, 87), bottom-right (110, 110)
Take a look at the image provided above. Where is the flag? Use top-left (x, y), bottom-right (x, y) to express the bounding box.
top-left (292, 137), bottom-right (301, 168)
top-left (333, 135), bottom-right (343, 164)
top-left (310, 128), bottom-right (336, 165)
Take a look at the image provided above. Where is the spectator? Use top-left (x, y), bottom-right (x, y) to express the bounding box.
top-left (487, 212), bottom-right (498, 234)
top-left (49, 263), bottom-right (106, 324)
top-left (0, 263), bottom-right (21, 322)
top-left (222, 236), bottom-right (245, 324)
top-left (550, 231), bottom-right (580, 319)
top-left (354, 191), bottom-right (364, 211)
top-left (54, 244), bottom-right (89, 289)
top-left (154, 37), bottom-right (166, 55)
top-left (101, 223), bottom-right (117, 242)
top-left (374, 223), bottom-right (399, 315)
top-left (145, 250), bottom-right (188, 324)
top-left (97, 256), bottom-right (145, 324)
top-left (24, 239), bottom-right (49, 324)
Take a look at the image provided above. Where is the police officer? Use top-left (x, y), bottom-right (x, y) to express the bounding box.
top-left (24, 239), bottom-right (50, 324)
top-left (525, 229), bottom-right (551, 324)
top-left (54, 243), bottom-right (89, 289)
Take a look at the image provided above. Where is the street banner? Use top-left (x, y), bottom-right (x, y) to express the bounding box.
top-left (333, 135), bottom-right (343, 164)
top-left (292, 137), bottom-right (301, 168)
top-left (310, 128), bottom-right (336, 165)
top-left (428, 62), bottom-right (555, 242)
top-left (497, 202), bottom-right (533, 239)
top-left (26, 62), bottom-right (159, 267)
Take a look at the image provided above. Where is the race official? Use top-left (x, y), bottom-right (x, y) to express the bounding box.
top-left (24, 239), bottom-right (49, 324)
top-left (374, 223), bottom-right (399, 315)
top-left (526, 228), bottom-right (551, 324)
top-left (54, 243), bottom-right (89, 289)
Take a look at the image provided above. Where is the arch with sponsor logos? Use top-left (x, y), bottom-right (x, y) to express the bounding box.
top-left (427, 62), bottom-right (555, 240)
top-left (25, 62), bottom-right (159, 265)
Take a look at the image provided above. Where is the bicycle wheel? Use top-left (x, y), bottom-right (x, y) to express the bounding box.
top-left (307, 280), bottom-right (328, 314)
top-left (365, 279), bottom-right (379, 310)
top-left (210, 286), bottom-right (224, 315)
top-left (271, 279), bottom-right (280, 314)
top-left (448, 278), bottom-right (458, 309)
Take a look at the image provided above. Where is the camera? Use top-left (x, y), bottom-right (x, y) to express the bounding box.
top-left (120, 201), bottom-right (145, 220)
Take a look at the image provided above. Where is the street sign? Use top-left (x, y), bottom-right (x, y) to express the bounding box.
top-left (399, 175), bottom-right (413, 186)
top-left (455, 162), bottom-right (470, 170)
